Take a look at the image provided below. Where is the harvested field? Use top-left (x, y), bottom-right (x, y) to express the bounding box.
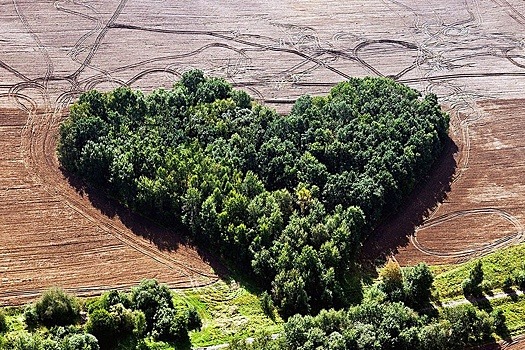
top-left (2, 0), bottom-right (525, 305)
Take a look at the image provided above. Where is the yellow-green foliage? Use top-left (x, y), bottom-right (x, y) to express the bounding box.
top-left (175, 281), bottom-right (283, 347)
top-left (432, 243), bottom-right (525, 300)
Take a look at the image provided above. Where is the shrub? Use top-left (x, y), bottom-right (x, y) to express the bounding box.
top-left (462, 262), bottom-right (484, 297)
top-left (131, 279), bottom-right (174, 328)
top-left (186, 307), bottom-right (202, 331)
top-left (4, 331), bottom-right (44, 350)
top-left (515, 270), bottom-right (525, 290)
top-left (85, 309), bottom-right (117, 349)
top-left (34, 288), bottom-right (80, 327)
top-left (152, 307), bottom-right (187, 342)
top-left (491, 309), bottom-right (507, 337)
top-left (503, 276), bottom-right (513, 290)
top-left (23, 306), bottom-right (39, 330)
top-left (379, 259), bottom-right (404, 301)
top-left (85, 303), bottom-right (139, 348)
top-left (62, 333), bottom-right (99, 350)
top-left (260, 291), bottom-right (274, 319)
top-left (404, 263), bottom-right (434, 308)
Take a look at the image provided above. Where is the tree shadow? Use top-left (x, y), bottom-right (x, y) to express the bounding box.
top-left (503, 287), bottom-right (519, 302)
top-left (60, 169), bottom-right (229, 279)
top-left (466, 294), bottom-right (493, 313)
top-left (360, 135), bottom-right (459, 268)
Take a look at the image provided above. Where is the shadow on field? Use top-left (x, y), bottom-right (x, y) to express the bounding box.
top-left (360, 135), bottom-right (459, 267)
top-left (61, 171), bottom-right (228, 277)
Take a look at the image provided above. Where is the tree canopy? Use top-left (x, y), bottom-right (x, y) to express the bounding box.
top-left (58, 70), bottom-right (449, 317)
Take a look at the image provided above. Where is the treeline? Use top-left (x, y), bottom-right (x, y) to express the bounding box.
top-left (230, 262), bottom-right (507, 350)
top-left (1, 280), bottom-right (200, 349)
top-left (58, 70), bottom-right (449, 317)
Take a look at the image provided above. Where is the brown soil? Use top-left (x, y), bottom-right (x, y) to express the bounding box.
top-left (2, 0), bottom-right (525, 304)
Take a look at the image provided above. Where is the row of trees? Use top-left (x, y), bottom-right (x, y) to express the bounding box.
top-left (229, 263), bottom-right (507, 350)
top-left (58, 70), bottom-right (450, 316)
top-left (5, 280), bottom-right (201, 349)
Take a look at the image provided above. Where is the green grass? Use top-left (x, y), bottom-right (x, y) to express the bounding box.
top-left (490, 293), bottom-right (525, 335)
top-left (174, 280), bottom-right (283, 347)
top-left (431, 243), bottom-right (525, 300)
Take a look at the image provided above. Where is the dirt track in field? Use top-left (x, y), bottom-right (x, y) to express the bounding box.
top-left (2, 0), bottom-right (525, 305)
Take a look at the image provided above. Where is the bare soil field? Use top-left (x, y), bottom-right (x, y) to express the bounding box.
top-left (3, 0), bottom-right (525, 304)
top-left (375, 99), bottom-right (525, 265)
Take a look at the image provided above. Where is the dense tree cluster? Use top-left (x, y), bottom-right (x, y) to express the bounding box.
top-left (58, 70), bottom-right (449, 316)
top-left (9, 281), bottom-right (201, 350)
top-left (229, 264), bottom-right (504, 350)
top-left (278, 299), bottom-right (497, 350)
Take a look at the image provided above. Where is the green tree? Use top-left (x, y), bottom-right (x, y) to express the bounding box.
top-left (462, 261), bottom-right (484, 297)
top-left (33, 288), bottom-right (80, 328)
top-left (62, 334), bottom-right (100, 350)
top-left (379, 260), bottom-right (404, 302)
top-left (404, 263), bottom-right (434, 308)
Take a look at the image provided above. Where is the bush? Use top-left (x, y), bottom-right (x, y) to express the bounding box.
top-left (62, 333), bottom-right (99, 350)
top-left (503, 276), bottom-right (513, 290)
top-left (404, 263), bottom-right (434, 308)
top-left (491, 309), bottom-right (507, 337)
top-left (24, 306), bottom-right (39, 330)
top-left (515, 270), bottom-right (525, 290)
top-left (462, 262), bottom-right (484, 297)
top-left (85, 309), bottom-right (117, 349)
top-left (4, 331), bottom-right (44, 350)
top-left (131, 279), bottom-right (174, 328)
top-left (186, 307), bottom-right (202, 331)
top-left (260, 291), bottom-right (274, 319)
top-left (152, 307), bottom-right (187, 342)
top-left (85, 303), bottom-right (139, 348)
top-left (379, 259), bottom-right (404, 301)
top-left (34, 288), bottom-right (80, 327)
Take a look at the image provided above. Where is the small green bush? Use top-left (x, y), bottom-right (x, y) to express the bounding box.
top-left (260, 291), bottom-right (274, 319)
top-left (34, 288), bottom-right (80, 327)
top-left (515, 270), bottom-right (525, 290)
top-left (186, 307), bottom-right (202, 331)
top-left (62, 333), bottom-right (100, 350)
top-left (503, 276), bottom-right (513, 290)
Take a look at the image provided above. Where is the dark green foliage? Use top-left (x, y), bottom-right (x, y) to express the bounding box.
top-left (515, 270), bottom-right (525, 290)
top-left (151, 306), bottom-right (187, 342)
top-left (404, 263), bottom-right (434, 308)
top-left (85, 280), bottom-right (192, 348)
top-left (61, 333), bottom-right (99, 350)
top-left (24, 306), bottom-right (39, 330)
top-left (462, 261), bottom-right (484, 297)
top-left (444, 305), bottom-right (494, 347)
top-left (58, 70), bottom-right (449, 317)
top-left (503, 276), bottom-right (513, 290)
top-left (85, 309), bottom-right (118, 348)
top-left (260, 291), bottom-right (275, 319)
top-left (33, 288), bottom-right (80, 328)
top-left (186, 307), bottom-right (202, 331)
top-left (0, 309), bottom-right (7, 333)
top-left (131, 279), bottom-right (174, 329)
top-left (490, 309), bottom-right (507, 337)
top-left (280, 300), bottom-right (498, 350)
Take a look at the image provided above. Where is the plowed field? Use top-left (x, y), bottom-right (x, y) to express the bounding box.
top-left (3, 0), bottom-right (525, 304)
